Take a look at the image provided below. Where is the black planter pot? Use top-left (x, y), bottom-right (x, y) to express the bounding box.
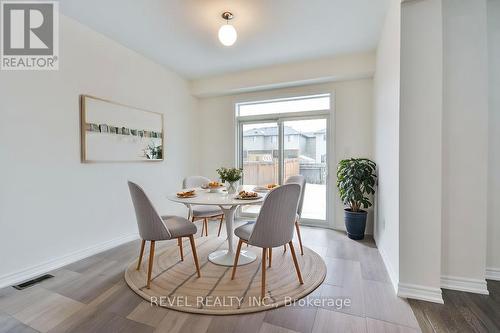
top-left (344, 209), bottom-right (367, 240)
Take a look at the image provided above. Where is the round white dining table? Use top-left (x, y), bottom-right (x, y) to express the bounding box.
top-left (167, 188), bottom-right (265, 266)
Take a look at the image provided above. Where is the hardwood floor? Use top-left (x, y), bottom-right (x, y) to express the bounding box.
top-left (0, 222), bottom-right (420, 333)
top-left (409, 280), bottom-right (500, 333)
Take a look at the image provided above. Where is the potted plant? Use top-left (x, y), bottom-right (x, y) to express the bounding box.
top-left (216, 167), bottom-right (243, 194)
top-left (336, 158), bottom-right (377, 240)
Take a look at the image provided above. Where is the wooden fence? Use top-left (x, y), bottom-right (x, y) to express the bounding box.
top-left (243, 159), bottom-right (300, 185)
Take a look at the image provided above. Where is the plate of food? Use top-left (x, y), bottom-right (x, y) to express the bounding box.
top-left (176, 190), bottom-right (196, 198)
top-left (202, 181), bottom-right (225, 192)
top-left (235, 191), bottom-right (261, 200)
top-left (253, 183), bottom-right (279, 192)
top-left (253, 186), bottom-right (269, 192)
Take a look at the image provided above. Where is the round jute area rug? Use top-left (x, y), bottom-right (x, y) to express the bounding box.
top-left (124, 236), bottom-right (326, 315)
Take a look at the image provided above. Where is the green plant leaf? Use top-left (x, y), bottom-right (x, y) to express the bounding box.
top-left (336, 158), bottom-right (377, 210)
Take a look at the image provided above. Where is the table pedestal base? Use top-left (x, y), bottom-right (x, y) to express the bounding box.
top-left (208, 249), bottom-right (257, 266)
top-left (207, 204), bottom-right (257, 267)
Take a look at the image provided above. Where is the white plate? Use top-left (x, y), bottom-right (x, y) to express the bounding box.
top-left (176, 194), bottom-right (197, 199)
top-left (208, 187), bottom-right (225, 193)
top-left (253, 186), bottom-right (270, 192)
top-left (235, 195), bottom-right (262, 200)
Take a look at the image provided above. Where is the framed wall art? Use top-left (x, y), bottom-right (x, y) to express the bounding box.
top-left (80, 95), bottom-right (164, 163)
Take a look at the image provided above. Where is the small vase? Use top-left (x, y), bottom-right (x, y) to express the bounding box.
top-left (227, 181), bottom-right (238, 194)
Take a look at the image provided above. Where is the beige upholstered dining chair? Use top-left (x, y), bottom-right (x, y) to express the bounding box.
top-left (283, 175), bottom-right (306, 255)
top-left (128, 181), bottom-right (201, 288)
top-left (231, 183), bottom-right (303, 298)
top-left (183, 176), bottom-right (225, 237)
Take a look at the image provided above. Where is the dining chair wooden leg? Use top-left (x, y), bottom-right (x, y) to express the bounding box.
top-left (178, 237), bottom-right (184, 261)
top-left (146, 241), bottom-right (155, 289)
top-left (204, 218), bottom-right (208, 236)
top-left (189, 235), bottom-right (201, 278)
top-left (231, 239), bottom-right (244, 280)
top-left (295, 221), bottom-right (304, 256)
top-left (261, 248), bottom-right (267, 298)
top-left (283, 244), bottom-right (287, 253)
top-left (200, 218), bottom-right (205, 237)
top-left (136, 239), bottom-right (146, 271)
top-left (288, 241), bottom-right (304, 284)
top-left (217, 215), bottom-right (224, 237)
top-left (269, 248), bottom-right (273, 267)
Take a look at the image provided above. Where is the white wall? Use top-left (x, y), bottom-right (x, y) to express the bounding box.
top-left (441, 0), bottom-right (489, 293)
top-left (373, 0), bottom-right (400, 291)
top-left (197, 79), bottom-right (374, 232)
top-left (399, 0), bottom-right (444, 303)
top-left (487, 0), bottom-right (500, 279)
top-left (191, 52), bottom-right (376, 97)
top-left (0, 15), bottom-right (199, 286)
top-left (397, 0), bottom-right (492, 301)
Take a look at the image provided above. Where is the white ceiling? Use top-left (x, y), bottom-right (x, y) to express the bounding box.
top-left (60, 0), bottom-right (390, 79)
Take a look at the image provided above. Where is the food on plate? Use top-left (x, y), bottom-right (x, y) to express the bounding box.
top-left (208, 181), bottom-right (223, 188)
top-left (266, 184), bottom-right (279, 189)
top-left (238, 190), bottom-right (258, 199)
top-left (253, 186), bottom-right (269, 192)
top-left (176, 190), bottom-right (195, 198)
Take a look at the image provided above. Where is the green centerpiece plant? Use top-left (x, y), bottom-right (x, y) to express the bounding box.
top-left (216, 167), bottom-right (243, 194)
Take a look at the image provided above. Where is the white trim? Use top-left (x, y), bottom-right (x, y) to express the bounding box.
top-left (378, 246), bottom-right (399, 294)
top-left (398, 283), bottom-right (444, 304)
top-left (0, 233), bottom-right (139, 289)
top-left (486, 267), bottom-right (500, 281)
top-left (440, 275), bottom-right (489, 295)
top-left (236, 93), bottom-right (331, 107)
top-left (326, 93), bottom-right (336, 229)
top-left (235, 109), bottom-right (331, 123)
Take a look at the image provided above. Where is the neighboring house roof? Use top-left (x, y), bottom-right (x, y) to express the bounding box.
top-left (311, 128), bottom-right (327, 135)
top-left (302, 129), bottom-right (326, 137)
top-left (243, 126), bottom-right (314, 138)
top-left (299, 155), bottom-right (316, 163)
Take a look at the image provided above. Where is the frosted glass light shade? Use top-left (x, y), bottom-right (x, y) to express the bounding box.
top-left (218, 24), bottom-right (237, 46)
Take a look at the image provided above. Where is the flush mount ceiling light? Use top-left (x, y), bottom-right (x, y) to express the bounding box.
top-left (218, 11), bottom-right (237, 46)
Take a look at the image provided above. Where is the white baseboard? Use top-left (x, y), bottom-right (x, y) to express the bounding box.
top-left (441, 275), bottom-right (489, 295)
top-left (0, 233), bottom-right (139, 289)
top-left (486, 267), bottom-right (500, 281)
top-left (398, 283), bottom-right (444, 304)
top-left (377, 246), bottom-right (399, 294)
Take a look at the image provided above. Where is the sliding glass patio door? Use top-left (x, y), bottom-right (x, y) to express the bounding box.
top-left (240, 121), bottom-right (279, 215)
top-left (238, 116), bottom-right (329, 225)
top-left (282, 118), bottom-right (327, 222)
